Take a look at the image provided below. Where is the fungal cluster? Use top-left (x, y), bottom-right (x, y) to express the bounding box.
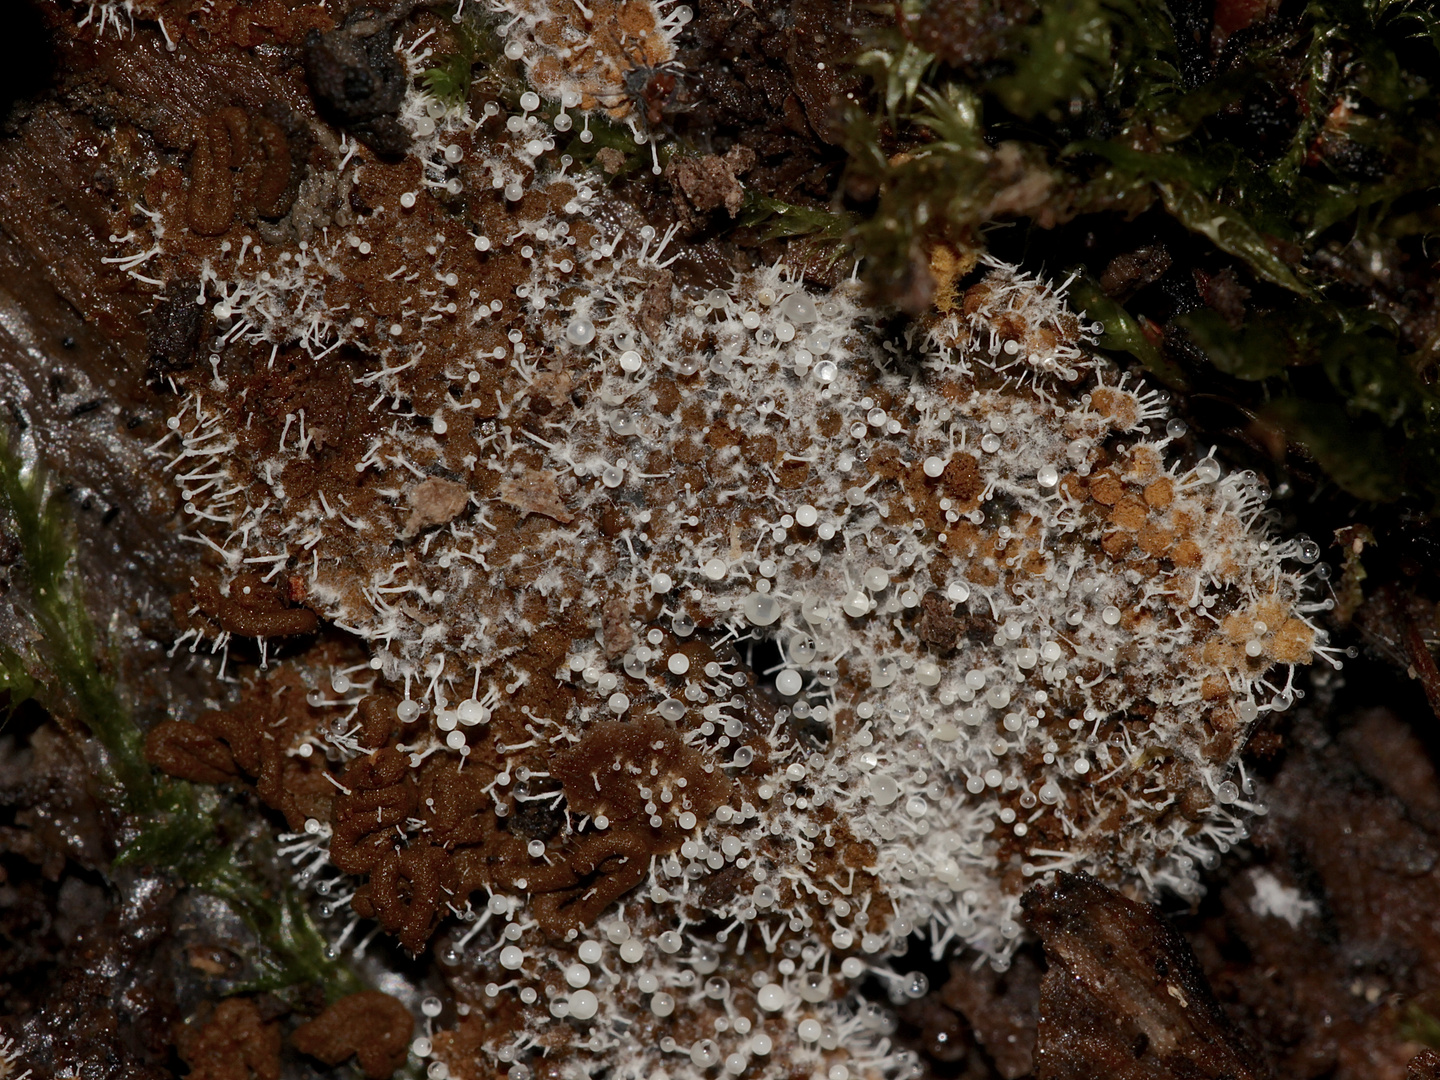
top-left (494, 0), bottom-right (689, 123)
top-left (0, 1037), bottom-right (31, 1080)
top-left (115, 7), bottom-right (1331, 1078)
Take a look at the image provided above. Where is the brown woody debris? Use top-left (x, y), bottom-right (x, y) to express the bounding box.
top-left (1100, 246), bottom-right (1173, 302)
top-left (1411, 1049), bottom-right (1440, 1079)
top-left (916, 592), bottom-right (967, 656)
top-left (291, 990), bottom-right (413, 1079)
top-left (985, 141), bottom-right (1057, 221)
top-left (179, 573), bottom-right (319, 637)
top-left (1194, 267), bottom-right (1251, 329)
top-left (638, 269), bottom-right (676, 341)
top-left (176, 997), bottom-right (281, 1080)
top-left (303, 4), bottom-right (412, 156)
top-left (1023, 871), bottom-right (1269, 1079)
top-left (913, 0), bottom-right (1035, 67)
top-left (665, 145), bottom-right (757, 218)
top-left (897, 995), bottom-right (977, 1066)
top-left (601, 595), bottom-right (635, 658)
top-left (1191, 710), bottom-right (1440, 1079)
top-left (941, 950), bottom-right (1042, 1077)
top-left (595, 146), bottom-right (626, 174)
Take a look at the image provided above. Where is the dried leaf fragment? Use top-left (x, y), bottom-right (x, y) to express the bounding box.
top-left (402, 477), bottom-right (470, 537)
top-left (498, 469), bottom-right (574, 524)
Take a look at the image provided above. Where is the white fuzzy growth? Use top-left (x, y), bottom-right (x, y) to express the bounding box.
top-left (120, 69), bottom-right (1324, 1080)
top-left (1247, 869), bottom-right (1319, 929)
top-left (0, 1036), bottom-right (33, 1080)
top-left (150, 237), bottom-right (1316, 967)
top-left (73, 0), bottom-right (136, 38)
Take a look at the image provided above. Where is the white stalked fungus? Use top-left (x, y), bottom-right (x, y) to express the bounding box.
top-left (869, 774), bottom-right (900, 806)
top-left (743, 592), bottom-right (780, 626)
top-left (756, 984), bottom-right (787, 1011)
top-left (565, 317), bottom-right (597, 346)
top-left (775, 669), bottom-right (803, 696)
top-left (130, 48), bottom-right (1324, 1074)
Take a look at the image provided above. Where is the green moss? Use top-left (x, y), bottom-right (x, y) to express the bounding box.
top-left (738, 193), bottom-right (853, 242)
top-left (833, 0), bottom-right (1440, 504)
top-left (421, 11), bottom-right (498, 106)
top-left (1401, 1002), bottom-right (1440, 1048)
top-left (986, 0), bottom-right (1172, 121)
top-left (423, 50), bottom-right (478, 106)
top-left (0, 432), bottom-right (358, 1000)
top-left (1069, 276), bottom-right (1191, 389)
top-left (0, 433), bottom-right (151, 801)
top-left (0, 644), bottom-right (38, 725)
